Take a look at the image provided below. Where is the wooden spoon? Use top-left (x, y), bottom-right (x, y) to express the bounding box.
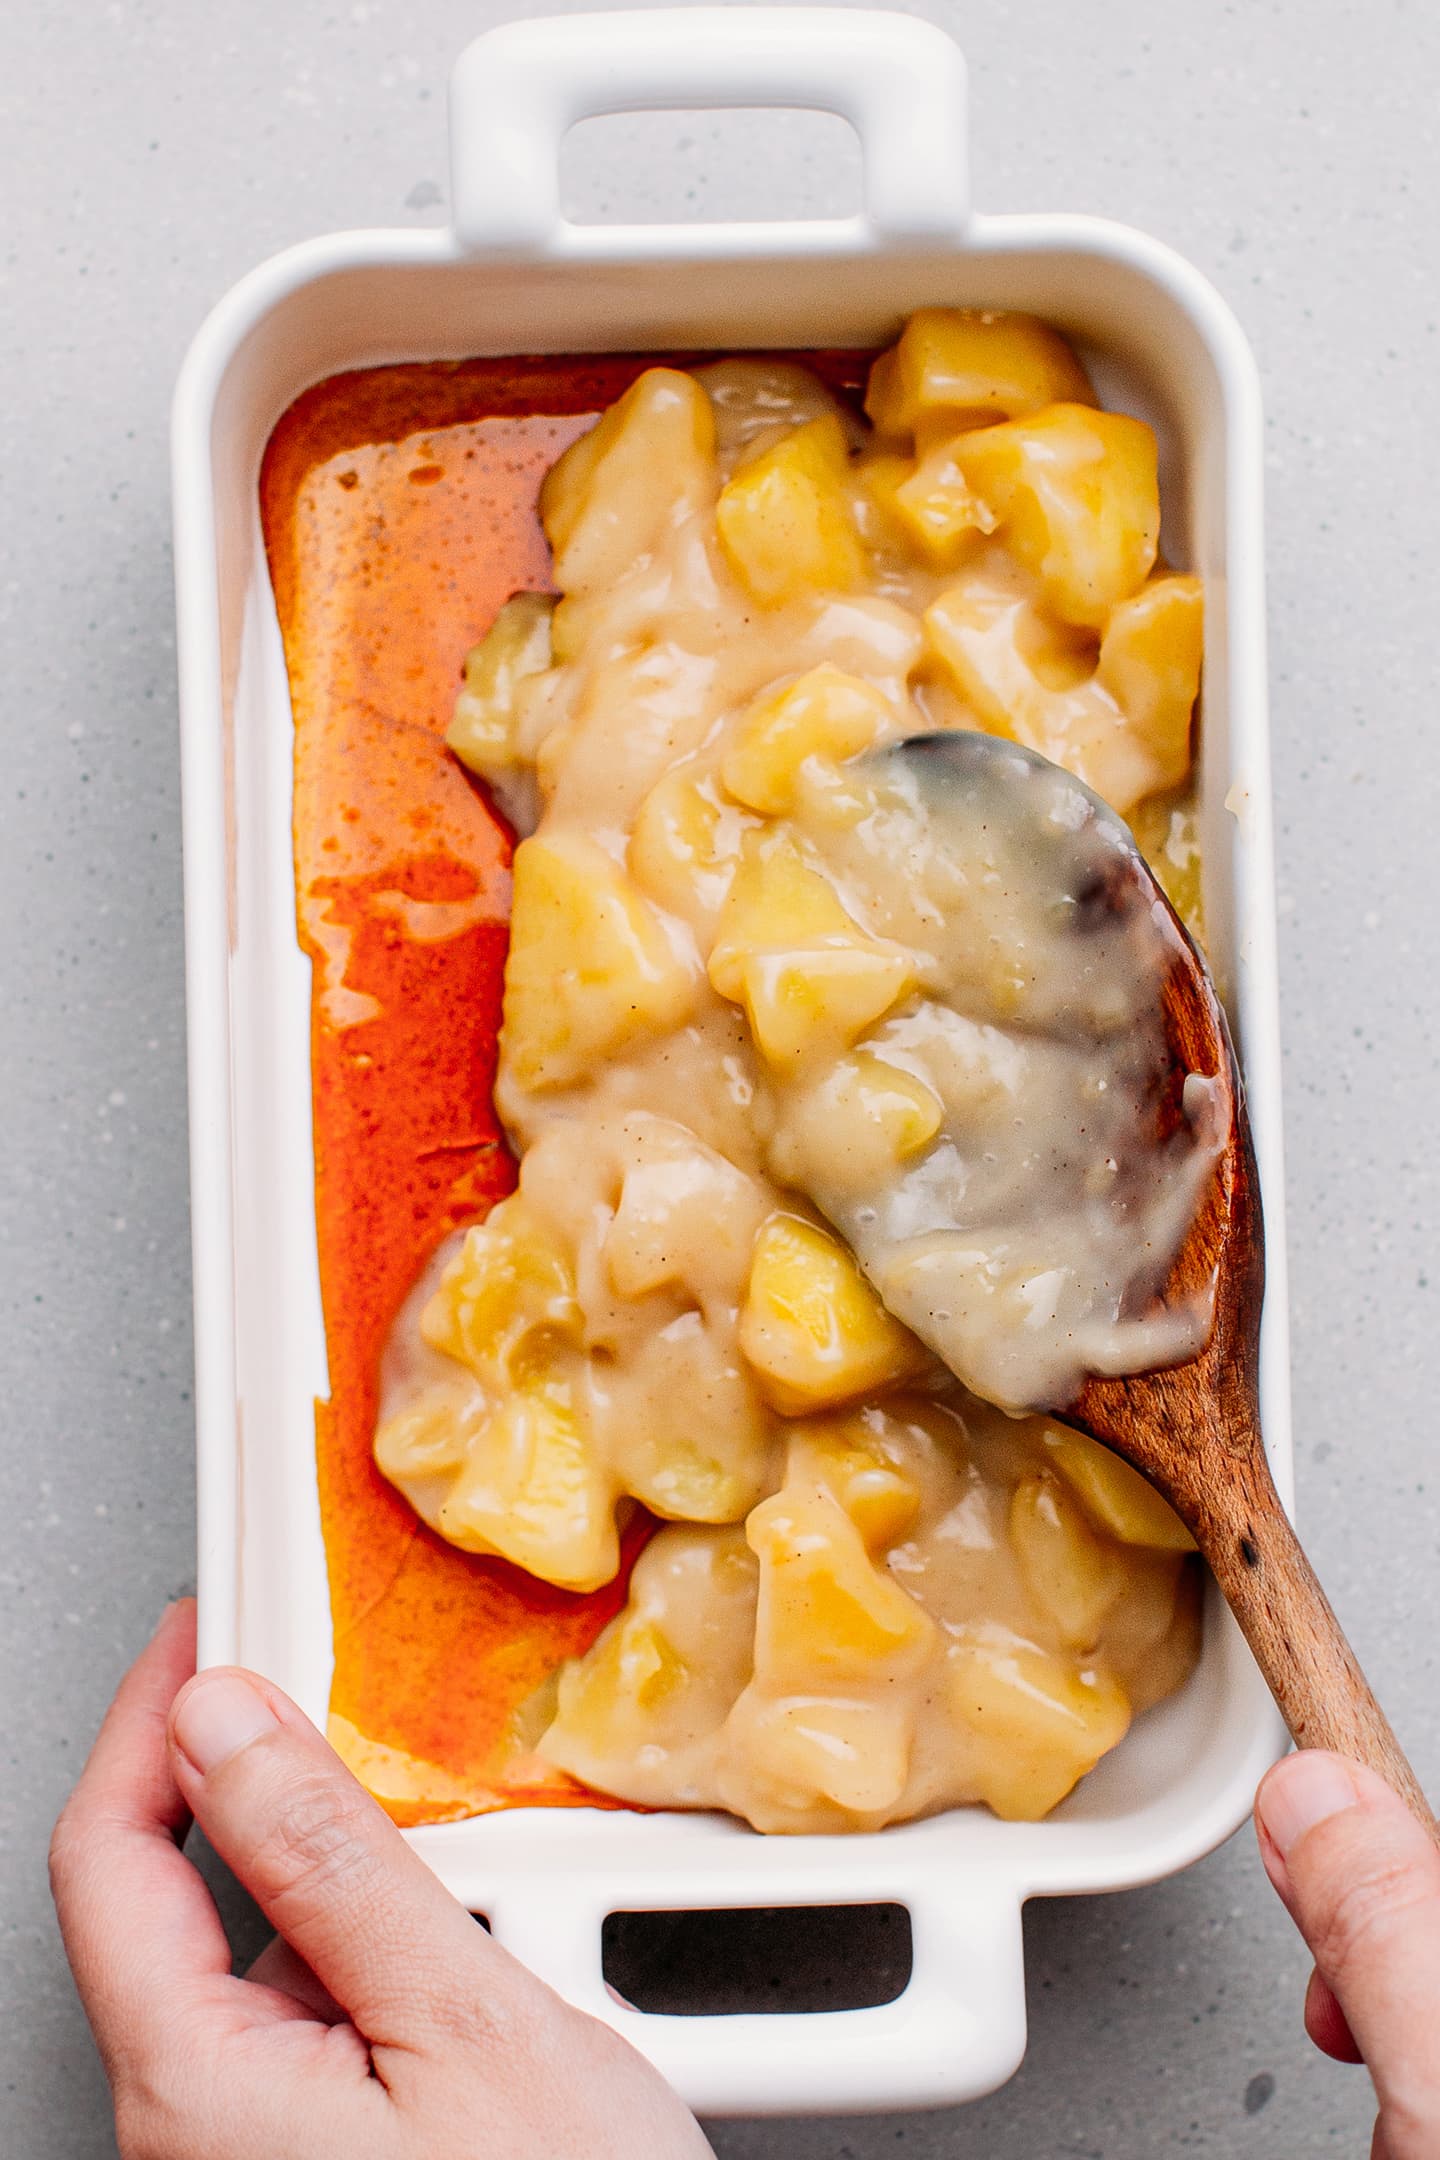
top-left (839, 732), bottom-right (1433, 1823)
top-left (1066, 859), bottom-right (1434, 1824)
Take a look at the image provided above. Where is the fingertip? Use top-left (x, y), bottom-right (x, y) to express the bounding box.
top-left (169, 1669), bottom-right (285, 1782)
top-left (1255, 1750), bottom-right (1359, 1866)
top-left (1304, 1966), bottom-right (1364, 2064)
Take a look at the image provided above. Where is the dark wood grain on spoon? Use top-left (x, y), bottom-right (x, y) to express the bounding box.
top-left (1064, 897), bottom-right (1434, 1825)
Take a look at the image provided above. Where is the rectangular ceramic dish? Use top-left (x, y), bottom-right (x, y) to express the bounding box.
top-left (172, 8), bottom-right (1291, 2116)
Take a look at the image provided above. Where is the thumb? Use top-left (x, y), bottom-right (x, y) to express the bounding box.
top-left (1256, 1751), bottom-right (1440, 2137)
top-left (167, 1667), bottom-right (509, 2048)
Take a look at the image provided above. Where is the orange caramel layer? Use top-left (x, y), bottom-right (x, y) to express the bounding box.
top-left (260, 352), bottom-right (870, 1824)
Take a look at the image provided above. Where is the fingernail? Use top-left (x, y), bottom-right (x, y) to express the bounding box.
top-left (1259, 1752), bottom-right (1358, 1860)
top-left (173, 1673), bottom-right (280, 1776)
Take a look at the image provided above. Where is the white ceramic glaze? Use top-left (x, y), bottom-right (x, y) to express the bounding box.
top-left (171, 9), bottom-right (1291, 2115)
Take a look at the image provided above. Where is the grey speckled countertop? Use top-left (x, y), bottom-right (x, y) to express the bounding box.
top-left (4, 2), bottom-right (1438, 2154)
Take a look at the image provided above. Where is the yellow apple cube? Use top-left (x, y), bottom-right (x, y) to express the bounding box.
top-left (737, 945), bottom-right (915, 1068)
top-left (1128, 790), bottom-right (1205, 945)
top-left (446, 592), bottom-right (554, 784)
top-left (707, 832), bottom-right (914, 1064)
top-left (500, 833), bottom-right (695, 1094)
top-left (422, 1194), bottom-right (581, 1386)
top-left (436, 1379), bottom-right (620, 1592)
top-left (628, 767), bottom-right (757, 930)
top-left (923, 577), bottom-right (1169, 817)
top-left (374, 1391), bottom-right (478, 1480)
top-left (856, 451), bottom-right (918, 546)
top-left (721, 664), bottom-right (893, 815)
top-left (770, 1049), bottom-right (945, 1199)
top-left (542, 1612), bottom-right (691, 1765)
top-left (1010, 1473), bottom-right (1125, 1649)
top-left (589, 1612), bottom-right (691, 1719)
top-left (706, 831), bottom-right (856, 999)
top-left (828, 1049), bottom-right (944, 1164)
top-left (716, 415), bottom-right (866, 607)
top-left (604, 1123), bottom-right (765, 1302)
top-left (540, 1524), bottom-right (759, 1778)
top-left (1040, 1425), bottom-right (1195, 1552)
top-left (540, 367), bottom-right (717, 595)
top-left (947, 1630), bottom-right (1131, 1820)
top-left (624, 1441), bottom-right (762, 1526)
top-left (865, 309), bottom-right (1095, 439)
top-left (922, 579), bottom-right (1038, 742)
top-left (741, 1692), bottom-right (912, 1815)
top-left (739, 1214), bottom-right (925, 1414)
top-left (953, 404), bottom-right (1160, 627)
top-left (787, 1418), bottom-right (923, 1551)
top-left (748, 1484), bottom-right (935, 1685)
top-left (1096, 574), bottom-right (1204, 795)
top-left (872, 434), bottom-right (1001, 570)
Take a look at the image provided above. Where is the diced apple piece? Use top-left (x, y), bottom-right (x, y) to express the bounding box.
top-left (446, 592), bottom-right (554, 785)
top-left (500, 833), bottom-right (695, 1094)
top-left (540, 368), bottom-right (717, 595)
top-left (628, 767), bottom-right (757, 930)
top-left (739, 1214), bottom-right (925, 1415)
top-left (748, 1484), bottom-right (934, 1686)
top-left (422, 1195), bottom-right (581, 1387)
top-left (953, 404), bottom-right (1159, 627)
top-left (947, 1630), bottom-right (1131, 1820)
top-left (374, 1391), bottom-right (478, 1480)
top-left (624, 1440), bottom-right (761, 1525)
top-left (1096, 575), bottom-right (1204, 795)
top-left (1128, 789), bottom-right (1205, 944)
top-left (543, 1612), bottom-right (690, 1765)
top-left (861, 434), bottom-right (1001, 570)
top-left (707, 831), bottom-right (914, 1064)
top-left (721, 664), bottom-right (893, 815)
top-left (856, 451), bottom-right (918, 547)
top-left (706, 831), bottom-right (857, 1001)
top-left (773, 1049), bottom-right (944, 1195)
top-left (598, 1613), bottom-right (690, 1717)
top-left (437, 1379), bottom-right (620, 1592)
top-left (787, 1418), bottom-right (923, 1551)
top-left (737, 945), bottom-right (916, 1068)
top-left (604, 1119), bottom-right (767, 1302)
top-left (865, 310), bottom-right (1095, 439)
top-left (716, 415), bottom-right (866, 607)
top-left (739, 1692), bottom-right (912, 1815)
top-left (1040, 1425), bottom-right (1196, 1552)
top-left (923, 576), bottom-right (1170, 816)
top-left (539, 1524), bottom-right (759, 1780)
top-left (1105, 1557), bottom-right (1199, 1713)
top-left (589, 1301), bottom-right (775, 1527)
top-left (1010, 1473), bottom-right (1125, 1649)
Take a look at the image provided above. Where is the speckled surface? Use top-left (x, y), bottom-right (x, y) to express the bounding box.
top-left (3, 2), bottom-right (1437, 2153)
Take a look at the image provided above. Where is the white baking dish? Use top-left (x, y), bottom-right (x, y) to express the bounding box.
top-left (172, 8), bottom-right (1291, 2117)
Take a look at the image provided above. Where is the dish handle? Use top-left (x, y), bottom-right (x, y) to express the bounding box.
top-left (486, 1877), bottom-right (1028, 2115)
top-left (447, 7), bottom-right (970, 256)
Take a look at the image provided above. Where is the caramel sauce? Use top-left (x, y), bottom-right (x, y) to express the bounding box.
top-left (259, 352), bottom-right (870, 1823)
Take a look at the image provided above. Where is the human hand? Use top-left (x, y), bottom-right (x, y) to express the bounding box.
top-left (50, 1602), bottom-right (714, 2160)
top-left (1256, 1750), bottom-right (1440, 2160)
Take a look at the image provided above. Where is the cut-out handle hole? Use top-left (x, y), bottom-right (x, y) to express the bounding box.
top-left (602, 1902), bottom-right (912, 2015)
top-left (559, 107), bottom-right (863, 227)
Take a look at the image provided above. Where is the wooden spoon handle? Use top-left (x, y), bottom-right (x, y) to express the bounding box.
top-left (1191, 1449), bottom-right (1435, 1830)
